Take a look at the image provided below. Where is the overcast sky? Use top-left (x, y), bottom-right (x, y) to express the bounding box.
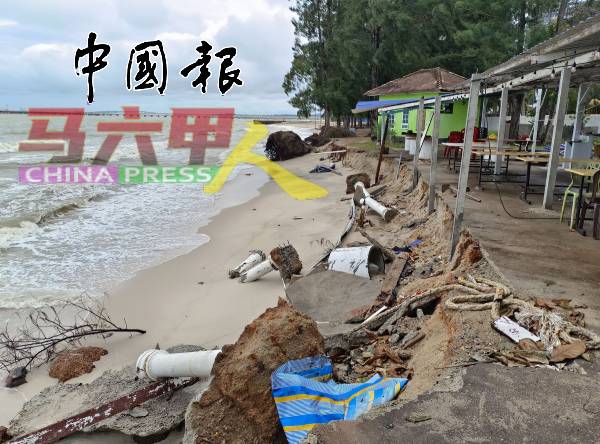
top-left (0, 0), bottom-right (298, 114)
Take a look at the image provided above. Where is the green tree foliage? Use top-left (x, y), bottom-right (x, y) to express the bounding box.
top-left (283, 0), bottom-right (600, 124)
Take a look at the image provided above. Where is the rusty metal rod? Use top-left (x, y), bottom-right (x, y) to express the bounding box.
top-left (10, 377), bottom-right (198, 444)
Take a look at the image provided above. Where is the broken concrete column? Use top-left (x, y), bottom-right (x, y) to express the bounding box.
top-left (354, 182), bottom-right (397, 222)
top-left (239, 259), bottom-right (276, 283)
top-left (228, 250), bottom-right (266, 279)
top-left (183, 298), bottom-right (325, 444)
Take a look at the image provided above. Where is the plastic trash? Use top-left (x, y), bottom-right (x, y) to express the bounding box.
top-left (272, 355), bottom-right (408, 444)
top-left (393, 239), bottom-right (423, 254)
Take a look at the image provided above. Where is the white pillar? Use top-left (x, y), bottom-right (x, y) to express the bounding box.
top-left (451, 75), bottom-right (482, 257)
top-left (572, 83), bottom-right (590, 143)
top-left (428, 96), bottom-right (441, 214)
top-left (543, 67), bottom-right (571, 209)
top-left (495, 87), bottom-right (509, 175)
top-left (412, 97), bottom-right (426, 189)
top-left (532, 88), bottom-right (543, 151)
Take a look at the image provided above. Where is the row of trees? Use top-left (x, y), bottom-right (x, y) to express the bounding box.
top-left (283, 0), bottom-right (600, 127)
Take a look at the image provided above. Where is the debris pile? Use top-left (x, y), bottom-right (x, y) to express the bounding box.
top-left (442, 275), bottom-right (600, 366)
top-left (264, 131), bottom-right (312, 161)
top-left (184, 299), bottom-right (324, 444)
top-left (319, 126), bottom-right (355, 139)
top-left (304, 133), bottom-right (330, 147)
top-left (49, 346), bottom-right (108, 382)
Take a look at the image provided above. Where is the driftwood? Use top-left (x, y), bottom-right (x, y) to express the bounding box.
top-left (400, 331), bottom-right (426, 349)
top-left (358, 229), bottom-right (395, 262)
top-left (0, 297), bottom-right (145, 372)
top-left (379, 254), bottom-right (409, 299)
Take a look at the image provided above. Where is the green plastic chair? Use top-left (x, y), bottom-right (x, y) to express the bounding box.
top-left (560, 174), bottom-right (579, 229)
top-left (560, 162), bottom-right (600, 229)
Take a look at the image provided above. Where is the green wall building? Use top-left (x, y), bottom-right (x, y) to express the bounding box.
top-left (361, 68), bottom-right (468, 139)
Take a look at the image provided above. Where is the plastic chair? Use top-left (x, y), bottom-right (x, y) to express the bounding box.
top-left (560, 174), bottom-right (579, 229)
top-left (578, 169), bottom-right (600, 239)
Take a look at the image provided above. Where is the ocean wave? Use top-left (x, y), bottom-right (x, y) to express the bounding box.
top-left (0, 288), bottom-right (93, 309)
top-left (0, 221), bottom-right (42, 250)
top-left (0, 188), bottom-right (110, 228)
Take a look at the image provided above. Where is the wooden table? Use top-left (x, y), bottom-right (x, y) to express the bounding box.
top-left (443, 143), bottom-right (519, 172)
top-left (562, 167), bottom-right (600, 234)
top-left (469, 149), bottom-right (541, 188)
top-left (505, 139), bottom-right (535, 151)
top-left (515, 157), bottom-right (597, 202)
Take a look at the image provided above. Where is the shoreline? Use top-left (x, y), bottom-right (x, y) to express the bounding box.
top-left (0, 144), bottom-right (349, 426)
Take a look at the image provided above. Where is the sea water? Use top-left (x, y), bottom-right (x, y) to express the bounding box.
top-left (0, 113), bottom-right (313, 309)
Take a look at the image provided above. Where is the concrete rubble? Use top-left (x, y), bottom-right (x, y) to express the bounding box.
top-left (183, 298), bottom-right (324, 444)
top-left (8, 345), bottom-right (206, 444)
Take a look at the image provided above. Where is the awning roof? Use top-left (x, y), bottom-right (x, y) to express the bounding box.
top-left (364, 68), bottom-right (466, 96)
top-left (449, 13), bottom-right (600, 93)
top-left (351, 99), bottom-right (414, 114)
top-left (377, 93), bottom-right (469, 113)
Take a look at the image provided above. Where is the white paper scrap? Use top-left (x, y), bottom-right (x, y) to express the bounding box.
top-left (493, 316), bottom-right (540, 343)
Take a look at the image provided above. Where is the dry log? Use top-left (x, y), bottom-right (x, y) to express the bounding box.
top-left (358, 229), bottom-right (396, 262)
top-left (379, 254), bottom-right (409, 298)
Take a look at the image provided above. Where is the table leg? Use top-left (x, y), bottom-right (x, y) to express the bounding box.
top-left (523, 162), bottom-right (531, 202)
top-left (478, 155), bottom-right (483, 189)
top-left (505, 156), bottom-right (510, 178)
top-left (575, 175), bottom-right (586, 235)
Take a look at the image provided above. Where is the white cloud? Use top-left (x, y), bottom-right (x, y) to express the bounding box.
top-left (0, 19), bottom-right (17, 27)
top-left (0, 0), bottom-right (297, 114)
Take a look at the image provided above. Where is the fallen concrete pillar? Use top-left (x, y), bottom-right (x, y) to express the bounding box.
top-left (240, 259), bottom-right (276, 283)
top-left (354, 182), bottom-right (397, 222)
top-left (136, 349), bottom-right (221, 381)
top-left (228, 250), bottom-right (266, 278)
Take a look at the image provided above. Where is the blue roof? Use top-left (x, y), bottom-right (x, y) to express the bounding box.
top-left (352, 99), bottom-right (414, 114)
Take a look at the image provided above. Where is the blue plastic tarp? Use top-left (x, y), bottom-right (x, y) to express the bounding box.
top-left (272, 355), bottom-right (408, 444)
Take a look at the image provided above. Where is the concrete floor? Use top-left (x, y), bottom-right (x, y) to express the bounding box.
top-left (429, 153), bottom-right (600, 331)
top-left (313, 361), bottom-right (600, 443)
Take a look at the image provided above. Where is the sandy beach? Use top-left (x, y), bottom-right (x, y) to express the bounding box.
top-left (0, 134), bottom-right (349, 426)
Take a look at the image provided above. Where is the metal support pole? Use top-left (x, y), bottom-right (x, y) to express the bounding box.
top-left (428, 96), bottom-right (441, 214)
top-left (375, 114), bottom-right (389, 184)
top-left (531, 88), bottom-right (543, 151)
top-left (450, 75), bottom-right (481, 258)
top-left (543, 66), bottom-right (571, 209)
top-left (572, 83), bottom-right (590, 143)
top-left (494, 87), bottom-right (509, 175)
top-left (412, 97), bottom-right (425, 189)
top-left (479, 96), bottom-right (488, 129)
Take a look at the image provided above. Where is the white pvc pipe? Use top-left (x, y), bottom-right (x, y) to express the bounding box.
top-left (355, 182), bottom-right (397, 222)
top-left (362, 305), bottom-right (388, 326)
top-left (228, 250), bottom-right (265, 278)
top-left (239, 259), bottom-right (276, 283)
top-left (136, 349), bottom-right (221, 381)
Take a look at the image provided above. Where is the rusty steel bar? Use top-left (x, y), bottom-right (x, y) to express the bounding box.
top-left (9, 377), bottom-right (198, 444)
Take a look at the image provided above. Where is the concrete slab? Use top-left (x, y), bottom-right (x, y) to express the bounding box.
top-left (286, 270), bottom-right (380, 336)
top-left (313, 361), bottom-right (600, 443)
